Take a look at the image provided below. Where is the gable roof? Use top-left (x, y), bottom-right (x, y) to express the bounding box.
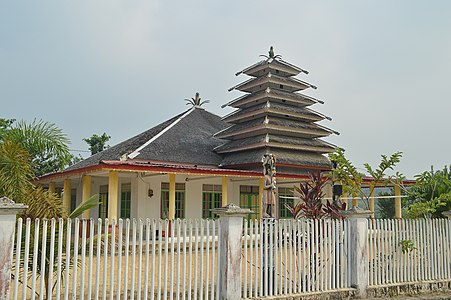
top-left (66, 107), bottom-right (228, 171)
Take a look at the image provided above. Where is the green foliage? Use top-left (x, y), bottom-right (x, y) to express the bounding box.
top-left (404, 166), bottom-right (451, 218)
top-left (329, 148), bottom-right (404, 209)
top-left (69, 194), bottom-right (100, 218)
top-left (399, 239), bottom-right (416, 254)
top-left (376, 190), bottom-right (396, 219)
top-left (0, 118), bottom-right (15, 140)
top-left (0, 119), bottom-right (70, 209)
top-left (0, 140), bottom-right (34, 201)
top-left (2, 119), bottom-right (72, 176)
top-left (83, 132), bottom-right (111, 155)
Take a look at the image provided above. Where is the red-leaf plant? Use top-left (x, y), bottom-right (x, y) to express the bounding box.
top-left (285, 171), bottom-right (346, 220)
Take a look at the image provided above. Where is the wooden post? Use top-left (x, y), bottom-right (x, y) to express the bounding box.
top-left (394, 185), bottom-right (402, 219)
top-left (108, 171), bottom-right (119, 220)
top-left (63, 179), bottom-right (71, 213)
top-left (212, 204), bottom-right (251, 299)
top-left (221, 176), bottom-right (228, 206)
top-left (168, 174), bottom-right (176, 220)
top-left (341, 207), bottom-right (372, 297)
top-left (82, 175), bottom-right (92, 219)
top-left (0, 197), bottom-right (27, 299)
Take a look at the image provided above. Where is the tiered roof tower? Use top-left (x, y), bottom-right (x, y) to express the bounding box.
top-left (214, 47), bottom-right (338, 175)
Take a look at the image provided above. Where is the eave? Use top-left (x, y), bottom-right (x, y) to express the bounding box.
top-left (222, 104), bottom-right (327, 124)
top-left (215, 140), bottom-right (335, 154)
top-left (228, 73), bottom-right (317, 94)
top-left (222, 88), bottom-right (323, 109)
top-left (214, 123), bottom-right (334, 140)
top-left (36, 159), bottom-right (312, 183)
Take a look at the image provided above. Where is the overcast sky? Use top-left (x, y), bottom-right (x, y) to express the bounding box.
top-left (1, 1), bottom-right (450, 178)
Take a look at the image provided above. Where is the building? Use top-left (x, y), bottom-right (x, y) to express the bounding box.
top-left (38, 48), bottom-right (338, 220)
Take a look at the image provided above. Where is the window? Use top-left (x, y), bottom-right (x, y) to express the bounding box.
top-left (278, 187), bottom-right (294, 219)
top-left (70, 189), bottom-right (77, 213)
top-left (161, 182), bottom-right (185, 219)
top-left (99, 185), bottom-right (108, 219)
top-left (202, 184), bottom-right (222, 219)
top-left (239, 185), bottom-right (259, 220)
top-left (121, 183), bottom-right (131, 219)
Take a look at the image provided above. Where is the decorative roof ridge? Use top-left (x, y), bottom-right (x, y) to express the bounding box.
top-left (278, 59), bottom-right (309, 75)
top-left (128, 107), bottom-right (196, 159)
top-left (234, 57), bottom-right (309, 77)
top-left (235, 60), bottom-right (266, 76)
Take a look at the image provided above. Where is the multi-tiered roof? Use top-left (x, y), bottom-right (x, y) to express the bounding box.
top-left (214, 47), bottom-right (338, 175)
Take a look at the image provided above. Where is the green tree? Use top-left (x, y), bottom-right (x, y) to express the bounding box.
top-left (329, 148), bottom-right (404, 210)
top-left (0, 118), bottom-right (101, 298)
top-left (404, 166), bottom-right (451, 218)
top-left (376, 189), bottom-right (395, 218)
top-left (1, 119), bottom-right (72, 176)
top-left (0, 118), bottom-right (73, 199)
top-left (83, 132), bottom-right (111, 155)
top-left (0, 118), bottom-right (15, 140)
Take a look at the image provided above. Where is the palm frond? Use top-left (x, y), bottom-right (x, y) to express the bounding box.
top-left (4, 119), bottom-right (72, 171)
top-left (21, 187), bottom-right (67, 219)
top-left (69, 194), bottom-right (101, 219)
top-left (0, 140), bottom-right (34, 201)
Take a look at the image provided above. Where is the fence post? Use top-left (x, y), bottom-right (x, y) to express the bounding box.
top-left (443, 211), bottom-right (451, 219)
top-left (341, 206), bottom-right (372, 298)
top-left (0, 197), bottom-right (27, 300)
top-left (212, 203), bottom-right (251, 300)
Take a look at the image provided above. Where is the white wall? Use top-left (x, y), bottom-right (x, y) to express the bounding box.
top-left (73, 173), bottom-right (312, 219)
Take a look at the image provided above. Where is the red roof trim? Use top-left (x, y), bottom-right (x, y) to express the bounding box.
top-left (37, 160), bottom-right (311, 182)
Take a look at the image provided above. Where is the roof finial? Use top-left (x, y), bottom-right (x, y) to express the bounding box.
top-left (185, 92), bottom-right (210, 108)
top-left (260, 46), bottom-right (282, 61)
top-left (269, 46), bottom-right (275, 58)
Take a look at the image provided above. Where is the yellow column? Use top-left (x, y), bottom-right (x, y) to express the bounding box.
top-left (342, 191), bottom-right (348, 209)
top-left (48, 182), bottom-right (56, 194)
top-left (258, 178), bottom-right (264, 219)
top-left (221, 176), bottom-right (228, 207)
top-left (352, 193), bottom-right (359, 208)
top-left (82, 175), bottom-right (92, 219)
top-left (63, 179), bottom-right (71, 213)
top-left (369, 184), bottom-right (375, 219)
top-left (168, 174), bottom-right (176, 220)
top-left (394, 185), bottom-right (402, 219)
top-left (108, 171), bottom-right (119, 220)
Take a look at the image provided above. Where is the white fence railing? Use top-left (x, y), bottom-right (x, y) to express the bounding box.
top-left (368, 218), bottom-right (451, 286)
top-left (11, 218), bottom-right (220, 300)
top-left (9, 216), bottom-right (451, 299)
top-left (241, 218), bottom-right (351, 298)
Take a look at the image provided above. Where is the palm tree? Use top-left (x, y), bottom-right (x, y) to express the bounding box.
top-left (2, 119), bottom-right (72, 176)
top-left (0, 118), bottom-right (100, 298)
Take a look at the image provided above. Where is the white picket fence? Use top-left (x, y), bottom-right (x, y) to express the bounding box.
top-left (241, 218), bottom-right (351, 298)
top-left (10, 217), bottom-right (451, 299)
top-left (11, 218), bottom-right (220, 300)
top-left (368, 218), bottom-right (451, 286)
